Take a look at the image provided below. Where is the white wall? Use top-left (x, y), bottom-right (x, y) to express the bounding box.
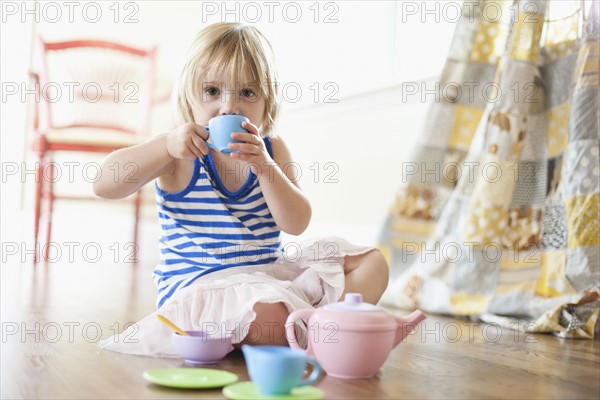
top-left (1, 3), bottom-right (34, 245)
top-left (278, 85), bottom-right (429, 244)
top-left (1, 1), bottom-right (453, 250)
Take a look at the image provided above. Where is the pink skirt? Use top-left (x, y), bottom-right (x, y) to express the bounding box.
top-left (100, 236), bottom-right (373, 357)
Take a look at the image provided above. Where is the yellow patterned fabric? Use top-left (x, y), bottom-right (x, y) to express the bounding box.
top-left (378, 0), bottom-right (600, 339)
top-left (470, 19), bottom-right (508, 63)
top-left (547, 104), bottom-right (570, 157)
top-left (449, 106), bottom-right (484, 149)
top-left (565, 193), bottom-right (600, 248)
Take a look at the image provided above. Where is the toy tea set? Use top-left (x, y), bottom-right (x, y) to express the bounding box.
top-left (144, 294), bottom-right (426, 399)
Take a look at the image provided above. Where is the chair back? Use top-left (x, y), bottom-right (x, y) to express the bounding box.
top-left (36, 37), bottom-right (157, 139)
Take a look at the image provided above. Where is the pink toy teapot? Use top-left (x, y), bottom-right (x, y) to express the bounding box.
top-left (286, 293), bottom-right (426, 379)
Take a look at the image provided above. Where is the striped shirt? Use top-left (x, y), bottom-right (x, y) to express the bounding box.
top-left (153, 138), bottom-right (281, 308)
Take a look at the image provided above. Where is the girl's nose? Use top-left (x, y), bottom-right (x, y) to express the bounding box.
top-left (219, 92), bottom-right (240, 116)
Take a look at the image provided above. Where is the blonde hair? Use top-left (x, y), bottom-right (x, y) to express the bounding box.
top-left (173, 23), bottom-right (280, 136)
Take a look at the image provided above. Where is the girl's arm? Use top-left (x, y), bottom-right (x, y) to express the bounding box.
top-left (229, 123), bottom-right (311, 235)
top-left (93, 123), bottom-right (211, 199)
top-left (259, 136), bottom-right (312, 235)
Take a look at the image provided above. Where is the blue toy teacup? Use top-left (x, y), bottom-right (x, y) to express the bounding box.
top-left (204, 115), bottom-right (249, 153)
top-left (241, 345), bottom-right (322, 395)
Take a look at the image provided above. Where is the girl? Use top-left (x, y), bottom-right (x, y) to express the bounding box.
top-left (95, 23), bottom-right (388, 352)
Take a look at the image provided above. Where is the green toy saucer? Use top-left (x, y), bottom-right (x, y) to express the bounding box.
top-left (143, 368), bottom-right (238, 389)
top-left (223, 381), bottom-right (324, 399)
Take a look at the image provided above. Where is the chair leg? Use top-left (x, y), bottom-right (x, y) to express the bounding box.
top-left (34, 159), bottom-right (44, 265)
top-left (43, 162), bottom-right (55, 263)
top-left (133, 189), bottom-right (142, 265)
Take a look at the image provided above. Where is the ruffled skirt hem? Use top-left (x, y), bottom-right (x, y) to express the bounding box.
top-left (99, 236), bottom-right (374, 357)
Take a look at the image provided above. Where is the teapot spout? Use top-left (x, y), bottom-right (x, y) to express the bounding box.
top-left (394, 310), bottom-right (426, 347)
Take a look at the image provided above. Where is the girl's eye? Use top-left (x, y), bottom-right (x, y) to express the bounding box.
top-left (240, 88), bottom-right (256, 98)
top-left (204, 86), bottom-right (219, 96)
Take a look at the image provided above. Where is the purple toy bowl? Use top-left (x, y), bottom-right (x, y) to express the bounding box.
top-left (172, 330), bottom-right (234, 365)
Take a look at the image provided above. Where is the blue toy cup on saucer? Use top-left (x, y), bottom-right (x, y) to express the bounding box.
top-left (241, 345), bottom-right (322, 396)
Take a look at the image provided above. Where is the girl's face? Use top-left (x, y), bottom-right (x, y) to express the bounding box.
top-left (192, 71), bottom-right (266, 132)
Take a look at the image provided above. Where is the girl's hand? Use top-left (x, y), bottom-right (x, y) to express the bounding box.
top-left (166, 122), bottom-right (210, 160)
top-left (228, 121), bottom-right (272, 174)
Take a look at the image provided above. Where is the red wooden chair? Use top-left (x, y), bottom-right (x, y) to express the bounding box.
top-left (29, 37), bottom-right (158, 264)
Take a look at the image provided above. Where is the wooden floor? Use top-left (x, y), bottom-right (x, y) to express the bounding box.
top-left (1, 261), bottom-right (599, 399)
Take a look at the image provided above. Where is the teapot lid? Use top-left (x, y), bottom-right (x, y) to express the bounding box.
top-left (323, 293), bottom-right (381, 312)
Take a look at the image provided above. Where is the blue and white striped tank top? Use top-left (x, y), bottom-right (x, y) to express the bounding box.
top-left (153, 138), bottom-right (281, 308)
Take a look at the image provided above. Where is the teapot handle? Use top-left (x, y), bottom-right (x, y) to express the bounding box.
top-left (285, 308), bottom-right (315, 352)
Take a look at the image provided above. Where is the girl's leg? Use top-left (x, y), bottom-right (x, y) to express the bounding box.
top-left (342, 249), bottom-right (389, 304)
top-left (241, 302), bottom-right (289, 346)
top-left (239, 250), bottom-right (389, 345)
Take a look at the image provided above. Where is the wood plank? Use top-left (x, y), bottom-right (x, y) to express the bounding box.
top-left (1, 262), bottom-right (598, 399)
